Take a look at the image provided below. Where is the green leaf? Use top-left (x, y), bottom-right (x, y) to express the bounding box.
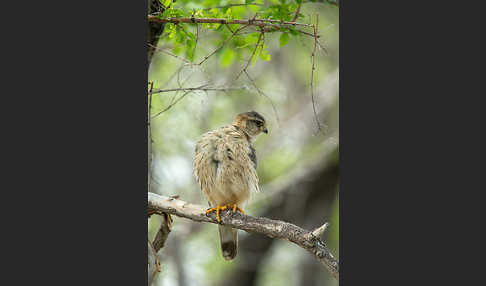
top-left (186, 39), bottom-right (195, 50)
top-left (260, 50), bottom-right (271, 61)
top-left (225, 8), bottom-right (233, 21)
top-left (175, 31), bottom-right (185, 44)
top-left (185, 43), bottom-right (195, 61)
top-left (220, 48), bottom-right (235, 67)
top-left (289, 28), bottom-right (299, 36)
top-left (172, 45), bottom-right (182, 55)
top-left (279, 33), bottom-right (290, 47)
top-left (233, 36), bottom-right (249, 49)
top-left (231, 6), bottom-right (246, 16)
top-left (185, 31), bottom-right (196, 41)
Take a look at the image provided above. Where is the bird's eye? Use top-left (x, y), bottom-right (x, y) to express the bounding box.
top-left (255, 121), bottom-right (263, 127)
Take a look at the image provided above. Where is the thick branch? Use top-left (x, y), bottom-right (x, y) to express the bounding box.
top-left (147, 192), bottom-right (339, 280)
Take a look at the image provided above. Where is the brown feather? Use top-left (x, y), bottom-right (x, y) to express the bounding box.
top-left (194, 113), bottom-right (266, 260)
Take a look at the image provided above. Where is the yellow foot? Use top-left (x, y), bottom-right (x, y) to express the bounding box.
top-left (206, 204), bottom-right (244, 222)
top-left (231, 204), bottom-right (245, 214)
top-left (206, 205), bottom-right (229, 223)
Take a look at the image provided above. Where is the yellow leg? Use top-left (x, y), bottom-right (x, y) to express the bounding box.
top-left (231, 203), bottom-right (245, 214)
top-left (206, 205), bottom-right (229, 222)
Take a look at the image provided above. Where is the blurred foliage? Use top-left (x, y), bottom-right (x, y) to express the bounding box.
top-left (151, 0), bottom-right (325, 64)
top-left (148, 1), bottom-right (338, 285)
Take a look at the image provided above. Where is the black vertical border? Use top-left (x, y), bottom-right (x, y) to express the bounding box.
top-left (2, 1), bottom-right (148, 284)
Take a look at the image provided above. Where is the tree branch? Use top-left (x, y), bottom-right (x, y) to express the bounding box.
top-left (147, 192), bottom-right (339, 280)
top-left (148, 16), bottom-right (314, 28)
top-left (147, 239), bottom-right (161, 286)
top-left (152, 213), bottom-right (172, 252)
top-left (150, 86), bottom-right (247, 95)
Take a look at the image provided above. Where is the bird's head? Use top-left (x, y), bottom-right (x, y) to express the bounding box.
top-left (233, 111), bottom-right (268, 138)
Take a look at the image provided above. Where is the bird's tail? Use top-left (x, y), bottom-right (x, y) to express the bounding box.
top-left (218, 225), bottom-right (238, 260)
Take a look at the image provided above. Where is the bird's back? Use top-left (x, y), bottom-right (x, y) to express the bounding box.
top-left (194, 125), bottom-right (259, 207)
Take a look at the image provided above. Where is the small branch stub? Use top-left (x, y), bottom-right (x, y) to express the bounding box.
top-left (312, 222), bottom-right (329, 239)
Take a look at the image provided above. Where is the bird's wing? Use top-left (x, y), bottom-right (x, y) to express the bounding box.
top-left (193, 129), bottom-right (221, 200)
top-left (194, 125), bottom-right (260, 202)
top-left (217, 125), bottom-right (260, 194)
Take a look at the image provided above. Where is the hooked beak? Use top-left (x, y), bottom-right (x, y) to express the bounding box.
top-left (263, 128), bottom-right (268, 134)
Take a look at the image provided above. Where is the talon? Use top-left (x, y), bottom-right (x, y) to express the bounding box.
top-left (206, 205), bottom-right (227, 223)
top-left (206, 204), bottom-right (244, 222)
top-left (231, 204), bottom-right (245, 214)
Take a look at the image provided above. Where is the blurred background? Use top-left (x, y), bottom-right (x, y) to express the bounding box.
top-left (148, 1), bottom-right (338, 285)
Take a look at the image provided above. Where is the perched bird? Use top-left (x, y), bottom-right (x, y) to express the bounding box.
top-left (193, 111), bottom-right (268, 260)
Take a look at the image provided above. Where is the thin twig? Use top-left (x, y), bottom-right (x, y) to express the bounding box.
top-left (316, 38), bottom-right (329, 55)
top-left (151, 90), bottom-right (193, 118)
top-left (197, 24), bottom-right (250, 65)
top-left (151, 84), bottom-right (211, 118)
top-left (148, 43), bottom-right (192, 64)
top-left (193, 24), bottom-right (199, 60)
top-left (243, 70), bottom-right (280, 126)
top-left (202, 3), bottom-right (264, 10)
top-left (151, 86), bottom-right (247, 95)
top-left (292, 2), bottom-right (303, 22)
top-left (233, 31), bottom-right (263, 82)
top-left (148, 82), bottom-right (154, 192)
top-left (310, 15), bottom-right (324, 134)
top-left (147, 193), bottom-right (339, 280)
top-left (224, 23), bottom-right (234, 34)
top-left (148, 239), bottom-right (161, 286)
top-left (238, 28), bottom-right (320, 38)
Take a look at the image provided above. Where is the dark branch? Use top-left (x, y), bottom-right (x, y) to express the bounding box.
top-left (152, 213), bottom-right (172, 252)
top-left (148, 16), bottom-right (314, 28)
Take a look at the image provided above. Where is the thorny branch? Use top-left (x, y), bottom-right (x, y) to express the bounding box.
top-left (148, 16), bottom-right (314, 28)
top-left (148, 193), bottom-right (339, 280)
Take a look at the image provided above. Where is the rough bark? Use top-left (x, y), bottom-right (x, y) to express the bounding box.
top-left (148, 192), bottom-right (339, 280)
top-left (218, 151), bottom-right (339, 286)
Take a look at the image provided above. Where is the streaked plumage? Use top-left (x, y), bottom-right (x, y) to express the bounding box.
top-left (193, 111), bottom-right (268, 260)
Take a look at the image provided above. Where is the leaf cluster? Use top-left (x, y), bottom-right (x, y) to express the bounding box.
top-left (154, 0), bottom-right (316, 66)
